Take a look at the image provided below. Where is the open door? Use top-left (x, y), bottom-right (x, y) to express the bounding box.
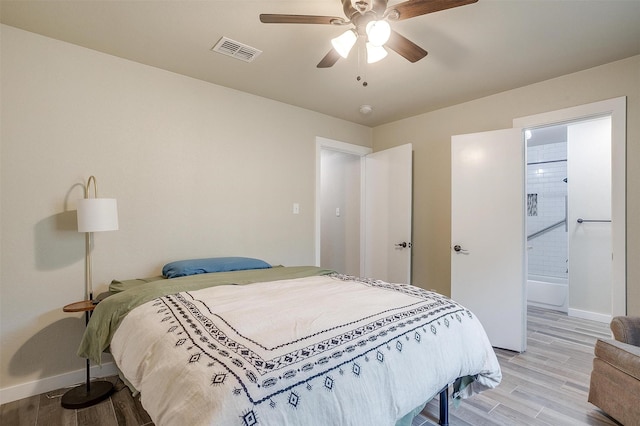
top-left (451, 129), bottom-right (526, 352)
top-left (364, 144), bottom-right (412, 284)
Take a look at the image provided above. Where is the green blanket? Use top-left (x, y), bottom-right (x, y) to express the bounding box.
top-left (78, 266), bottom-right (334, 364)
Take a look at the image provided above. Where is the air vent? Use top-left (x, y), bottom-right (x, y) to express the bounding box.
top-left (211, 37), bottom-right (262, 63)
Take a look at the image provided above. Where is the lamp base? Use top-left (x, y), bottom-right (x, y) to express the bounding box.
top-left (61, 380), bottom-right (114, 409)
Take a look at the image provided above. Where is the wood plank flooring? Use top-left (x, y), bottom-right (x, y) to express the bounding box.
top-left (1, 307), bottom-right (622, 426)
top-left (0, 377), bottom-right (153, 426)
top-left (417, 306), bottom-right (621, 426)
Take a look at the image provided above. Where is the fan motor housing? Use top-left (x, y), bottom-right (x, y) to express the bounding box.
top-left (343, 0), bottom-right (387, 19)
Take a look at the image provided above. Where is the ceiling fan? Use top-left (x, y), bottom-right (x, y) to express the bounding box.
top-left (260, 0), bottom-right (478, 68)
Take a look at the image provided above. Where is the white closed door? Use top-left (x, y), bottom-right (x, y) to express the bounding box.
top-left (451, 128), bottom-right (526, 352)
top-left (364, 144), bottom-right (412, 284)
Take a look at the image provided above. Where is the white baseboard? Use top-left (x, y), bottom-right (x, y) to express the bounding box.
top-left (0, 362), bottom-right (118, 405)
top-left (568, 308), bottom-right (612, 324)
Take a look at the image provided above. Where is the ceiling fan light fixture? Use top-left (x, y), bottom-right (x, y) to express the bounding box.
top-left (366, 42), bottom-right (388, 63)
top-left (365, 20), bottom-right (391, 47)
top-left (331, 29), bottom-right (357, 58)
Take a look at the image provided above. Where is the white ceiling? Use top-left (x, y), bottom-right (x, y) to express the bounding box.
top-left (2, 0), bottom-right (639, 127)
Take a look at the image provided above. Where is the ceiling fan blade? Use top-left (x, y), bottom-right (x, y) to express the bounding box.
top-left (388, 0), bottom-right (478, 21)
top-left (317, 49), bottom-right (342, 68)
top-left (260, 14), bottom-right (345, 25)
top-left (386, 31), bottom-right (428, 63)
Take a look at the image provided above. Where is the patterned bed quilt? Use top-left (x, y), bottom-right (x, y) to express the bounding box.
top-left (89, 268), bottom-right (502, 425)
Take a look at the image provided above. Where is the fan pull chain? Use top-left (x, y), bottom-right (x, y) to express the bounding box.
top-left (356, 39), bottom-right (368, 87)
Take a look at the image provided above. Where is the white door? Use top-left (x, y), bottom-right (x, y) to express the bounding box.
top-left (364, 144), bottom-right (412, 283)
top-left (451, 129), bottom-right (527, 352)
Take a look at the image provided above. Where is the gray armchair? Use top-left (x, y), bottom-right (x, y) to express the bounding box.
top-left (588, 316), bottom-right (640, 425)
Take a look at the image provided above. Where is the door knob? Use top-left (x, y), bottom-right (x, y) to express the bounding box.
top-left (395, 242), bottom-right (411, 248)
top-left (453, 245), bottom-right (469, 253)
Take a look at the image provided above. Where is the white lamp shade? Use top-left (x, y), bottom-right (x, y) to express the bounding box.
top-left (366, 43), bottom-right (388, 63)
top-left (366, 20), bottom-right (391, 47)
top-left (331, 30), bottom-right (357, 58)
top-left (77, 198), bottom-right (119, 232)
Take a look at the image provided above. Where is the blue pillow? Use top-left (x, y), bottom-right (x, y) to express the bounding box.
top-left (162, 257), bottom-right (271, 278)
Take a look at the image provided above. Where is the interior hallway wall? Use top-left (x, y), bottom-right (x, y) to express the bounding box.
top-left (373, 55), bottom-right (640, 316)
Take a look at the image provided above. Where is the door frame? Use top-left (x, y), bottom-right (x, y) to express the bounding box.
top-left (315, 137), bottom-right (372, 272)
top-left (513, 96), bottom-right (627, 317)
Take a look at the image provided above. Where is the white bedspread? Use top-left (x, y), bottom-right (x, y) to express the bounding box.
top-left (111, 274), bottom-right (501, 426)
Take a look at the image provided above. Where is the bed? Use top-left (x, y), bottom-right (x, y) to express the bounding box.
top-left (78, 260), bottom-right (501, 426)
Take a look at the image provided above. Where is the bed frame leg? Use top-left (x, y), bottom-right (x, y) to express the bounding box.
top-left (438, 386), bottom-right (449, 426)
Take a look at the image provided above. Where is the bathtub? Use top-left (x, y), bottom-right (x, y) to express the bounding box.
top-left (527, 274), bottom-right (568, 313)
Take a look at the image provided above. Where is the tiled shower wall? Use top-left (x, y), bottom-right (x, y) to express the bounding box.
top-left (527, 142), bottom-right (568, 279)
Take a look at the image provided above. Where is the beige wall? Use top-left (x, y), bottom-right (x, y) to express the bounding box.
top-left (373, 55), bottom-right (640, 316)
top-left (0, 25), bottom-right (371, 398)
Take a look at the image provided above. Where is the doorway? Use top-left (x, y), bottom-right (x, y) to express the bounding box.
top-left (525, 116), bottom-right (613, 322)
top-left (315, 137), bottom-right (371, 275)
top-left (515, 96), bottom-right (626, 320)
top-left (315, 137), bottom-right (413, 283)
top-left (319, 148), bottom-right (363, 276)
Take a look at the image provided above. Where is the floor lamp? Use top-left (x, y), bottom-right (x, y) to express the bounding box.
top-left (61, 176), bottom-right (118, 409)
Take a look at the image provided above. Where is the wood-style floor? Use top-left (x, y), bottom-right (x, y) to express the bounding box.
top-left (1, 307), bottom-right (622, 426)
top-left (417, 306), bottom-right (620, 426)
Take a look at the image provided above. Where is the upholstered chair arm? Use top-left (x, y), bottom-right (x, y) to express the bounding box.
top-left (594, 338), bottom-right (640, 381)
top-left (610, 316), bottom-right (640, 346)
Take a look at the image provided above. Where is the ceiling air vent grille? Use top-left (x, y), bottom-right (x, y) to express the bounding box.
top-left (211, 37), bottom-right (262, 63)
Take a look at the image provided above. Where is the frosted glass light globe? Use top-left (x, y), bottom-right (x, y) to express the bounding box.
top-left (366, 20), bottom-right (391, 47)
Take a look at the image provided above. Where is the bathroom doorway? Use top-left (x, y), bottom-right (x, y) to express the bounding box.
top-left (526, 116), bottom-right (613, 319)
top-left (517, 97), bottom-right (625, 322)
